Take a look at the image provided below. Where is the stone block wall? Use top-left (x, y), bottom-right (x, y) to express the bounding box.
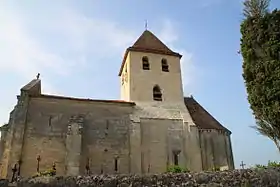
top-left (138, 118), bottom-right (202, 173)
top-left (1, 86), bottom-right (234, 178)
top-left (199, 130), bottom-right (234, 171)
top-left (18, 96), bottom-right (134, 177)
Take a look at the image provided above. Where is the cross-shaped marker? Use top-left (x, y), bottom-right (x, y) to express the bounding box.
top-left (240, 161), bottom-right (246, 169)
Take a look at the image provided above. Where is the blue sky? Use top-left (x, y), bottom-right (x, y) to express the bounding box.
top-left (0, 0), bottom-right (279, 168)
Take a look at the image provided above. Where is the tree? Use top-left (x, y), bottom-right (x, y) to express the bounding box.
top-left (243, 0), bottom-right (270, 17)
top-left (240, 1), bottom-right (280, 152)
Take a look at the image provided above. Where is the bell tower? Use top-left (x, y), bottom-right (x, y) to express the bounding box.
top-left (119, 30), bottom-right (184, 103)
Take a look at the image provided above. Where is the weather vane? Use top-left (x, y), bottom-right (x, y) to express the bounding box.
top-left (145, 19), bottom-right (148, 30)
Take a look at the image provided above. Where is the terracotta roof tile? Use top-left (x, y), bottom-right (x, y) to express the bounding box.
top-left (131, 30), bottom-right (178, 54)
top-left (184, 96), bottom-right (231, 133)
top-left (118, 30), bottom-right (182, 76)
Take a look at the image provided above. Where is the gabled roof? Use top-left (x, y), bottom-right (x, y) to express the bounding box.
top-left (184, 96), bottom-right (231, 134)
top-left (118, 30), bottom-right (182, 76)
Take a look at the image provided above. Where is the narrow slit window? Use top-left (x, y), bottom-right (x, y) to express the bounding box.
top-left (124, 64), bottom-right (127, 73)
top-left (173, 153), bottom-right (179, 166)
top-left (106, 120), bottom-right (109, 130)
top-left (114, 158), bottom-right (118, 172)
top-left (142, 56), bottom-right (150, 70)
top-left (161, 58), bottom-right (169, 72)
top-left (153, 85), bottom-right (162, 101)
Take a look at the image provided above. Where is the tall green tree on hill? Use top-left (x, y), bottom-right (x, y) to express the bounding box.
top-left (240, 0), bottom-right (280, 152)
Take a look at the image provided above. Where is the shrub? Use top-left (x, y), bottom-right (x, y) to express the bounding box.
top-left (32, 168), bottom-right (56, 178)
top-left (268, 160), bottom-right (280, 167)
top-left (254, 164), bottom-right (266, 169)
top-left (166, 165), bottom-right (189, 173)
top-left (254, 160), bottom-right (280, 169)
top-left (212, 167), bottom-right (221, 171)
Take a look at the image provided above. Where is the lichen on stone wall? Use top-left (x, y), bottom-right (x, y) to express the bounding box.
top-left (14, 168), bottom-right (280, 187)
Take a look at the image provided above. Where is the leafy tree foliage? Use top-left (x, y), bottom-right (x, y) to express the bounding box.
top-left (241, 1), bottom-right (280, 152)
top-left (254, 160), bottom-right (280, 169)
top-left (243, 0), bottom-right (270, 17)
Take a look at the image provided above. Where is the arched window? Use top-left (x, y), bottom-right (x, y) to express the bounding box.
top-left (142, 56), bottom-right (150, 70)
top-left (161, 58), bottom-right (169, 72)
top-left (153, 85), bottom-right (162, 101)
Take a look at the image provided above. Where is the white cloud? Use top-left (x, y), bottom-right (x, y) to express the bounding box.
top-left (0, 7), bottom-right (65, 78)
top-left (0, 3), bottom-right (136, 124)
top-left (39, 8), bottom-right (137, 62)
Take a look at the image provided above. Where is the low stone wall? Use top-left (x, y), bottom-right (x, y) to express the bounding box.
top-left (10, 168), bottom-right (280, 186)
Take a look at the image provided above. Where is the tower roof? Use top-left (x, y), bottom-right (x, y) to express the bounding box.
top-left (118, 30), bottom-right (182, 76)
top-left (131, 30), bottom-right (179, 54)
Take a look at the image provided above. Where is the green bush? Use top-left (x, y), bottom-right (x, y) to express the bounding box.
top-left (32, 168), bottom-right (56, 178)
top-left (212, 167), bottom-right (221, 171)
top-left (268, 160), bottom-right (280, 167)
top-left (254, 160), bottom-right (280, 169)
top-left (166, 165), bottom-right (189, 173)
top-left (254, 164), bottom-right (266, 169)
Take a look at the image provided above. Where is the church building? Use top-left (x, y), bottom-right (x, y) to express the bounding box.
top-left (0, 30), bottom-right (234, 178)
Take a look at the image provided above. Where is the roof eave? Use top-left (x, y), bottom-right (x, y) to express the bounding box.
top-left (33, 94), bottom-right (136, 106)
top-left (198, 127), bottom-right (232, 135)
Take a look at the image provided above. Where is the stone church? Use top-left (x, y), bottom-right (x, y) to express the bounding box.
top-left (0, 30), bottom-right (234, 178)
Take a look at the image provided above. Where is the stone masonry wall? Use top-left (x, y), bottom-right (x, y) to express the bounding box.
top-left (0, 91), bottom-right (29, 179)
top-left (199, 130), bottom-right (234, 171)
top-left (18, 96), bottom-right (134, 177)
top-left (2, 90), bottom-right (234, 178)
top-left (131, 103), bottom-right (204, 172)
top-left (14, 168), bottom-right (280, 187)
top-left (139, 118), bottom-right (202, 173)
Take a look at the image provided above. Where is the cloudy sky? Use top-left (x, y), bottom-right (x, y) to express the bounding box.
top-left (0, 0), bottom-right (279, 168)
